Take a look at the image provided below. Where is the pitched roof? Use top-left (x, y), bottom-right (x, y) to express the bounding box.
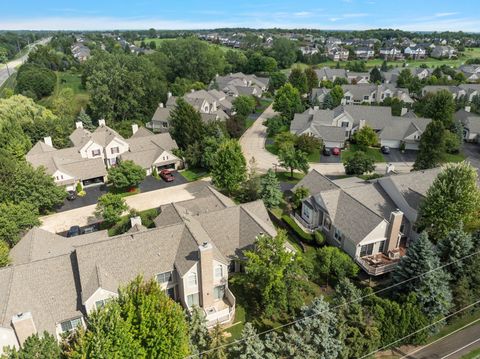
top-left (122, 132), bottom-right (179, 169)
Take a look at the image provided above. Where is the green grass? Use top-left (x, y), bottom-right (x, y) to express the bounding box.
top-left (462, 348), bottom-right (480, 359)
top-left (275, 171), bottom-right (305, 183)
top-left (179, 168), bottom-right (209, 182)
top-left (443, 152), bottom-right (467, 163)
top-left (341, 144), bottom-right (385, 163)
top-left (225, 305), bottom-right (246, 342)
top-left (245, 118), bottom-right (256, 129)
top-left (428, 309), bottom-right (480, 343)
top-left (306, 148), bottom-right (321, 162)
top-left (104, 208), bottom-right (159, 236)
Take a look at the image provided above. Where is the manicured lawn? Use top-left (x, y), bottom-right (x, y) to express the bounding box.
top-left (307, 148), bottom-right (321, 162)
top-left (428, 310), bottom-right (480, 343)
top-left (461, 347), bottom-right (480, 359)
top-left (443, 152), bottom-right (467, 163)
top-left (275, 171), bottom-right (305, 183)
top-left (179, 168), bottom-right (209, 182)
top-left (103, 208), bottom-right (159, 236)
top-left (341, 144), bottom-right (385, 163)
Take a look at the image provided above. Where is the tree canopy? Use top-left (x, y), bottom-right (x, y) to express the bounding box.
top-left (211, 139), bottom-right (247, 195)
top-left (108, 160), bottom-right (146, 190)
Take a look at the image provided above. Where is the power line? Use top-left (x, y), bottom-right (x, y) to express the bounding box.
top-left (359, 298), bottom-right (480, 358)
top-left (186, 248), bottom-right (480, 358)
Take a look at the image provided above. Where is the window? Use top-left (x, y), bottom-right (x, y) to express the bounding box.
top-left (187, 293), bottom-right (199, 307)
top-left (92, 149), bottom-right (101, 157)
top-left (214, 285), bottom-right (225, 300)
top-left (60, 317), bottom-right (83, 333)
top-left (345, 96), bottom-right (351, 100)
top-left (341, 121), bottom-right (349, 128)
top-left (334, 228), bottom-right (342, 242)
top-left (363, 95), bottom-right (370, 101)
top-left (111, 147), bottom-right (119, 154)
top-left (95, 298), bottom-right (111, 309)
top-left (302, 203), bottom-right (312, 221)
top-left (215, 265), bottom-right (223, 279)
top-left (360, 243), bottom-right (374, 257)
top-left (187, 272), bottom-right (197, 287)
top-left (162, 121), bottom-right (168, 128)
top-left (323, 216), bottom-right (332, 231)
top-left (166, 287), bottom-right (176, 300)
top-left (378, 240), bottom-right (386, 253)
top-left (156, 271), bottom-right (173, 284)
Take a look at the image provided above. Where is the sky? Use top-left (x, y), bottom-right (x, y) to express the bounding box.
top-left (1, 0), bottom-right (479, 32)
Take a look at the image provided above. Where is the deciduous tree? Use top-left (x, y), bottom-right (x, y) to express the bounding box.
top-left (211, 139), bottom-right (247, 194)
top-left (108, 160), bottom-right (146, 190)
top-left (169, 98), bottom-right (205, 150)
top-left (273, 83), bottom-right (303, 121)
top-left (95, 193), bottom-right (128, 225)
top-left (278, 143), bottom-right (309, 178)
top-left (343, 151), bottom-right (375, 175)
top-left (413, 121), bottom-right (446, 170)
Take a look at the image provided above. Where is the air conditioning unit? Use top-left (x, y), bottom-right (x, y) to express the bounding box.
top-left (388, 251), bottom-right (400, 259)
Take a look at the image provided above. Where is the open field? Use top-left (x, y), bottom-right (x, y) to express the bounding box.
top-left (287, 47), bottom-right (480, 71)
top-left (136, 37), bottom-right (240, 53)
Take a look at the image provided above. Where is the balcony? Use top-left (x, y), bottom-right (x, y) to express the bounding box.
top-left (356, 247), bottom-right (406, 276)
top-left (204, 287), bottom-right (236, 328)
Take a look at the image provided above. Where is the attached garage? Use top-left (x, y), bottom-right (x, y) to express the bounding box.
top-left (404, 142), bottom-right (419, 150)
top-left (380, 140), bottom-right (401, 149)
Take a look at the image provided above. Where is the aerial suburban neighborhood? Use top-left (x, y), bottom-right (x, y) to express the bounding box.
top-left (0, 1), bottom-right (480, 358)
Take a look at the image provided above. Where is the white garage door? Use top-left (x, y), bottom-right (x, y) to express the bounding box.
top-left (381, 140), bottom-right (401, 148)
top-left (324, 141), bottom-right (345, 149)
top-left (405, 143), bottom-right (419, 150)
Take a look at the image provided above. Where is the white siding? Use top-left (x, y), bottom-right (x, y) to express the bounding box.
top-left (84, 288), bottom-right (118, 314)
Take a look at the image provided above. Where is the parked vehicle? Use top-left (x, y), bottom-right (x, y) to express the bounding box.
top-left (381, 146), bottom-right (391, 154)
top-left (323, 148), bottom-right (331, 156)
top-left (331, 147), bottom-right (341, 156)
top-left (83, 226), bottom-right (97, 234)
top-left (160, 169), bottom-right (174, 182)
top-left (66, 190), bottom-right (77, 201)
top-left (67, 225), bottom-right (81, 237)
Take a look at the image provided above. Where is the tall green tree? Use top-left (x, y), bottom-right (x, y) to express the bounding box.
top-left (95, 193), bottom-right (129, 225)
top-left (315, 246), bottom-right (359, 286)
top-left (343, 151), bottom-right (375, 175)
top-left (107, 160), bottom-right (146, 190)
top-left (273, 83), bottom-right (303, 121)
top-left (187, 306), bottom-right (211, 357)
top-left (417, 162), bottom-right (480, 240)
top-left (211, 139), bottom-right (247, 194)
top-left (393, 232), bottom-right (452, 320)
top-left (259, 169), bottom-right (282, 208)
top-left (169, 98), bottom-right (205, 150)
top-left (413, 120), bottom-right (446, 170)
top-left (0, 202), bottom-right (40, 247)
top-left (423, 90), bottom-right (456, 126)
top-left (352, 125), bottom-right (378, 148)
top-left (304, 67), bottom-right (319, 93)
top-left (268, 71), bottom-right (287, 92)
top-left (369, 66), bottom-right (383, 83)
top-left (244, 230), bottom-right (308, 318)
top-left (3, 332), bottom-right (61, 359)
top-left (288, 68), bottom-right (308, 94)
top-left (208, 324), bottom-right (227, 359)
top-left (270, 37), bottom-right (298, 68)
top-left (229, 323), bottom-right (265, 359)
top-left (329, 85), bottom-right (344, 108)
top-left (438, 225), bottom-right (473, 277)
top-left (232, 95), bottom-right (256, 118)
top-left (278, 143), bottom-right (309, 179)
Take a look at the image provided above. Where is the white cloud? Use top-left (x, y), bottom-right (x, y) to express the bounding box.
top-left (293, 11), bottom-right (313, 17)
top-left (392, 17), bottom-right (480, 32)
top-left (434, 12), bottom-right (459, 17)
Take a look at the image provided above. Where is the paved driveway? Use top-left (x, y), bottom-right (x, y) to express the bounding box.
top-left (382, 149), bottom-right (417, 163)
top-left (464, 142), bottom-right (480, 175)
top-left (319, 154), bottom-right (342, 164)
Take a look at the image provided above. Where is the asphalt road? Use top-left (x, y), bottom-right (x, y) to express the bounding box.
top-left (400, 321), bottom-right (480, 359)
top-left (0, 38), bottom-right (50, 88)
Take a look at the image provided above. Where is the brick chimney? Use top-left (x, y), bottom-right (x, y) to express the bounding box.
top-left (385, 210), bottom-right (403, 253)
top-left (43, 136), bottom-right (53, 147)
top-left (167, 92), bottom-right (172, 99)
top-left (400, 107), bottom-right (408, 116)
top-left (75, 121), bottom-right (83, 129)
top-left (159, 103), bottom-right (164, 108)
top-left (11, 312), bottom-right (37, 346)
top-left (131, 124), bottom-right (139, 135)
top-left (199, 242), bottom-right (214, 309)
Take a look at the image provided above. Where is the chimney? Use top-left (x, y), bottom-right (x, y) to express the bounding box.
top-left (386, 163), bottom-right (395, 174)
top-left (313, 105), bottom-right (319, 110)
top-left (167, 92), bottom-right (172, 99)
top-left (400, 107), bottom-right (408, 116)
top-left (385, 210), bottom-right (403, 254)
top-left (199, 242), bottom-right (214, 309)
top-left (190, 89), bottom-right (195, 93)
top-left (11, 312), bottom-right (37, 346)
top-left (43, 136), bottom-right (53, 147)
top-left (359, 119), bottom-right (366, 129)
top-left (98, 119), bottom-right (106, 127)
top-left (130, 216), bottom-right (142, 228)
top-left (465, 106), bottom-right (471, 113)
top-left (159, 103), bottom-right (164, 108)
top-left (75, 121), bottom-right (83, 129)
top-left (131, 124), bottom-right (139, 134)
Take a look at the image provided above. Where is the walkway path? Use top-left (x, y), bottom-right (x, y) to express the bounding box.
top-left (239, 104), bottom-right (414, 175)
top-left (40, 180), bottom-right (208, 233)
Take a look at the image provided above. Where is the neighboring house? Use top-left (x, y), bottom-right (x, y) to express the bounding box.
top-left (404, 46), bottom-right (427, 59)
top-left (0, 185), bottom-right (289, 353)
top-left (71, 43), bottom-right (91, 62)
top-left (421, 85), bottom-right (466, 100)
top-left (326, 47), bottom-right (349, 61)
top-left (26, 137), bottom-right (107, 191)
top-left (291, 169), bottom-right (439, 276)
top-left (213, 72), bottom-right (269, 97)
top-left (291, 105), bottom-right (431, 150)
top-left (340, 84), bottom-right (414, 105)
top-left (458, 64), bottom-right (480, 83)
top-left (310, 87), bottom-right (331, 104)
top-left (354, 47), bottom-right (375, 60)
top-left (379, 47), bottom-right (404, 60)
top-left (346, 71), bottom-right (370, 84)
top-left (315, 67), bottom-right (348, 82)
top-left (455, 108), bottom-right (480, 143)
top-left (300, 46), bottom-right (319, 55)
top-left (147, 90), bottom-right (231, 132)
top-left (431, 45), bottom-right (457, 59)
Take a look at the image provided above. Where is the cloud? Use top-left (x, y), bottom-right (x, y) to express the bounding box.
top-left (434, 12), bottom-right (459, 17)
top-left (392, 17), bottom-right (480, 32)
top-left (293, 11), bottom-right (313, 17)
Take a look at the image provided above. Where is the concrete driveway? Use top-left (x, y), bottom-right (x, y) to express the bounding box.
top-left (40, 179), bottom-right (210, 233)
top-left (382, 149), bottom-right (417, 163)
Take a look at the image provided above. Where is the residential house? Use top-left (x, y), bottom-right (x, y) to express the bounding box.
top-left (431, 45), bottom-right (457, 59)
top-left (404, 46), bottom-right (427, 59)
top-left (71, 43), bottom-right (91, 62)
top-left (213, 72), bottom-right (269, 97)
top-left (458, 64), bottom-right (480, 83)
top-left (354, 47), bottom-right (375, 60)
top-left (340, 84), bottom-right (413, 105)
top-left (315, 67), bottom-right (348, 82)
top-left (421, 85), bottom-right (465, 100)
top-left (291, 169), bottom-right (440, 276)
top-left (346, 71), bottom-right (370, 84)
top-left (291, 105), bottom-right (431, 150)
top-left (379, 47), bottom-right (404, 60)
top-left (0, 185), bottom-right (289, 353)
top-left (300, 46), bottom-right (319, 55)
top-left (455, 108), bottom-right (480, 143)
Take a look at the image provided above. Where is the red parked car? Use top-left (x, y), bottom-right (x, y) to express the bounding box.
top-left (159, 169), bottom-right (174, 182)
top-left (331, 147), bottom-right (341, 156)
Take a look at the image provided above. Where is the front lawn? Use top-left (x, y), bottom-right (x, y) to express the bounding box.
top-left (442, 152), bottom-right (467, 163)
top-left (179, 168), bottom-right (209, 182)
top-left (341, 144), bottom-right (385, 163)
top-left (275, 171), bottom-right (305, 184)
top-left (306, 148), bottom-right (321, 162)
top-left (103, 208), bottom-right (159, 236)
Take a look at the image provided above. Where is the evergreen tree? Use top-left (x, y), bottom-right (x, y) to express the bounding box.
top-left (288, 68), bottom-right (308, 94)
top-left (417, 162), bottom-right (480, 240)
top-left (169, 98), bottom-right (205, 150)
top-left (322, 92), bottom-right (335, 109)
top-left (3, 332), bottom-right (61, 359)
top-left (77, 108), bottom-right (95, 130)
top-left (259, 169), bottom-right (282, 208)
top-left (413, 120), bottom-right (446, 170)
top-left (329, 85), bottom-right (344, 108)
top-left (211, 139), bottom-right (247, 195)
top-left (229, 323), bottom-right (265, 359)
top-left (304, 67), bottom-right (319, 93)
top-left (188, 306), bottom-right (212, 356)
top-left (423, 90), bottom-right (456, 126)
top-left (370, 66), bottom-right (383, 83)
top-left (438, 225), bottom-right (473, 277)
top-left (208, 324), bottom-right (227, 359)
top-left (393, 232), bottom-right (452, 320)
top-left (380, 60), bottom-right (388, 72)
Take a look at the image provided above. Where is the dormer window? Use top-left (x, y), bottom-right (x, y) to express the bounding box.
top-left (111, 147), bottom-right (119, 154)
top-left (60, 317), bottom-right (83, 333)
top-left (92, 149), bottom-right (101, 157)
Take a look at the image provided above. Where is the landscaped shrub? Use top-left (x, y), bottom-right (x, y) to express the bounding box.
top-left (314, 231), bottom-right (326, 246)
top-left (282, 214), bottom-right (313, 242)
